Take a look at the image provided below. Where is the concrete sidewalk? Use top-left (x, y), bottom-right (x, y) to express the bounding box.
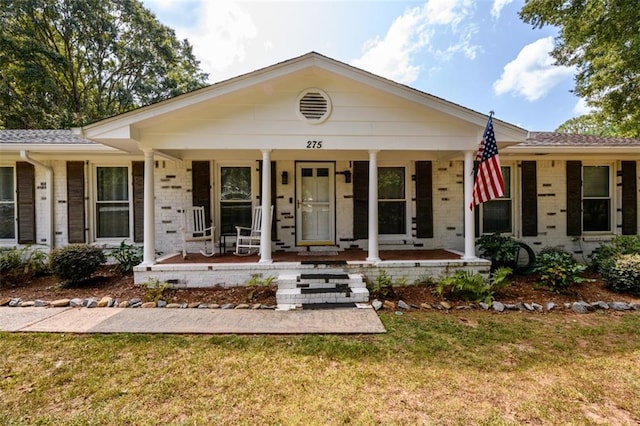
top-left (0, 307), bottom-right (386, 334)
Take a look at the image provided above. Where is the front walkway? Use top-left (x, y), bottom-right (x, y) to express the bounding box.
top-left (0, 307), bottom-right (386, 334)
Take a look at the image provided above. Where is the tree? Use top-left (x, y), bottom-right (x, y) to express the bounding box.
top-left (520, 0), bottom-right (640, 137)
top-left (555, 113), bottom-right (621, 136)
top-left (0, 0), bottom-right (208, 129)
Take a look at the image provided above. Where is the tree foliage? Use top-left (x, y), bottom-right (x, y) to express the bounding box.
top-left (555, 113), bottom-right (622, 136)
top-left (0, 0), bottom-right (208, 129)
top-left (520, 0), bottom-right (640, 137)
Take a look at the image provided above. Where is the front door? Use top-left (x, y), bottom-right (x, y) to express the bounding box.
top-left (296, 162), bottom-right (335, 245)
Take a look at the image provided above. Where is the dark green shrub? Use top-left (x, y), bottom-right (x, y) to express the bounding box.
top-left (110, 241), bottom-right (143, 273)
top-left (590, 234), bottom-right (640, 273)
top-left (434, 267), bottom-right (512, 303)
top-left (367, 269), bottom-right (407, 299)
top-left (600, 253), bottom-right (640, 295)
top-left (533, 249), bottom-right (591, 294)
top-left (476, 233), bottom-right (521, 270)
top-left (0, 248), bottom-right (25, 286)
top-left (50, 244), bottom-right (106, 285)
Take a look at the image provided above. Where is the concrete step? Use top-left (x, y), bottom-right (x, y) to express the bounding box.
top-left (276, 287), bottom-right (369, 305)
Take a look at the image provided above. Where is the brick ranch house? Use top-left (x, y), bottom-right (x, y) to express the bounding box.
top-left (1, 52), bottom-right (638, 299)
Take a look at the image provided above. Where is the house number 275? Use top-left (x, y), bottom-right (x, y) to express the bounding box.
top-left (306, 140), bottom-right (323, 149)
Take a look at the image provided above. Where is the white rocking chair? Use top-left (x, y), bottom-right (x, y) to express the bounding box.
top-left (234, 205), bottom-right (273, 256)
top-left (180, 206), bottom-right (216, 259)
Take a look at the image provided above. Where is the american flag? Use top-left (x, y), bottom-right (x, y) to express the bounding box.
top-left (470, 114), bottom-right (504, 210)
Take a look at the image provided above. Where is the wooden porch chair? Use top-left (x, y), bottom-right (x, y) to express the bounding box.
top-left (180, 206), bottom-right (216, 259)
top-left (234, 205), bottom-right (273, 256)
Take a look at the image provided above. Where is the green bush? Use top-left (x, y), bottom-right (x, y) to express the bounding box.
top-left (476, 233), bottom-right (521, 270)
top-left (590, 234), bottom-right (640, 273)
top-left (434, 267), bottom-right (512, 304)
top-left (533, 249), bottom-right (591, 294)
top-left (600, 253), bottom-right (640, 295)
top-left (110, 241), bottom-right (143, 274)
top-left (0, 248), bottom-right (25, 286)
top-left (25, 248), bottom-right (50, 276)
top-left (367, 270), bottom-right (407, 299)
top-left (50, 244), bottom-right (106, 285)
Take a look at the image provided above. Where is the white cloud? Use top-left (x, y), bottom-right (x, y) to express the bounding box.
top-left (573, 98), bottom-right (594, 115)
top-left (351, 0), bottom-right (476, 84)
top-left (493, 36), bottom-right (574, 101)
top-left (491, 0), bottom-right (514, 19)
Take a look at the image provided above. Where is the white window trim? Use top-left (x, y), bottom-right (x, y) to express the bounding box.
top-left (377, 163), bottom-right (411, 240)
top-left (582, 162), bottom-right (615, 235)
top-left (0, 164), bottom-right (16, 243)
top-left (92, 163), bottom-right (133, 243)
top-left (215, 161), bottom-right (258, 236)
top-left (479, 163), bottom-right (514, 236)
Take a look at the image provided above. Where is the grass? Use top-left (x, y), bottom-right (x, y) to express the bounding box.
top-left (1, 312), bottom-right (639, 425)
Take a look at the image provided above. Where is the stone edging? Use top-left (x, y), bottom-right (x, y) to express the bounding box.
top-left (373, 299), bottom-right (640, 314)
top-left (0, 297), bottom-right (275, 310)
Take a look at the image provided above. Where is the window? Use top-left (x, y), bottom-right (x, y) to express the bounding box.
top-left (0, 167), bottom-right (15, 239)
top-left (583, 165), bottom-right (610, 232)
top-left (481, 166), bottom-right (512, 234)
top-left (95, 166), bottom-right (130, 239)
top-left (378, 167), bottom-right (406, 235)
top-left (220, 166), bottom-right (252, 235)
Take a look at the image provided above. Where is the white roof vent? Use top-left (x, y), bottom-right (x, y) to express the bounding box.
top-left (297, 88), bottom-right (331, 124)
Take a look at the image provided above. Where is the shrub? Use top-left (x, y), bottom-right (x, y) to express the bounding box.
top-left (50, 244), bottom-right (106, 285)
top-left (600, 253), bottom-right (640, 295)
top-left (25, 248), bottom-right (50, 276)
top-left (533, 249), bottom-right (591, 294)
top-left (476, 233), bottom-right (521, 270)
top-left (141, 278), bottom-right (170, 303)
top-left (434, 267), bottom-right (512, 304)
top-left (591, 234), bottom-right (640, 273)
top-left (110, 241), bottom-right (143, 274)
top-left (367, 270), bottom-right (407, 299)
top-left (0, 248), bottom-right (25, 286)
top-left (245, 274), bottom-right (276, 302)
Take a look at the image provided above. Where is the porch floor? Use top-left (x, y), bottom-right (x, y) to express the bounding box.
top-left (159, 249), bottom-right (462, 264)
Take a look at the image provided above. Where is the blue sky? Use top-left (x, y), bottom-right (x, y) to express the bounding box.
top-left (143, 0), bottom-right (586, 132)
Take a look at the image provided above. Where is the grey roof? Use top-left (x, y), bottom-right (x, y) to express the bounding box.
top-left (525, 131), bottom-right (640, 146)
top-left (0, 129), bottom-right (98, 144)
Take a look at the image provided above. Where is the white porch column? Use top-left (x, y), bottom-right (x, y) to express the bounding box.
top-left (463, 150), bottom-right (476, 259)
top-left (259, 149), bottom-right (273, 264)
top-left (366, 150), bottom-right (380, 262)
top-left (141, 149), bottom-right (156, 266)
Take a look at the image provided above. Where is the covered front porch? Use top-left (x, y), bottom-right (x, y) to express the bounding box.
top-left (133, 249), bottom-right (491, 289)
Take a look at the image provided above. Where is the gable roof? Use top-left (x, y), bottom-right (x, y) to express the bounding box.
top-left (525, 131), bottom-right (640, 146)
top-left (0, 129), bottom-right (121, 153)
top-left (80, 51), bottom-right (527, 148)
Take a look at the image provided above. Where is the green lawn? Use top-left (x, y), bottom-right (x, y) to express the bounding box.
top-left (1, 311), bottom-right (639, 425)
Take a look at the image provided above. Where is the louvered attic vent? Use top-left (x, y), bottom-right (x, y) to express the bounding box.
top-left (297, 88), bottom-right (331, 123)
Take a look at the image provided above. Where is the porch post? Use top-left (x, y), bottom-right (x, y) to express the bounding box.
top-left (141, 148), bottom-right (156, 266)
top-left (366, 150), bottom-right (380, 262)
top-left (463, 150), bottom-right (476, 259)
top-left (259, 149), bottom-right (273, 264)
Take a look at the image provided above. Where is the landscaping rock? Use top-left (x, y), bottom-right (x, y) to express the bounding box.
top-left (440, 301), bottom-right (452, 310)
top-left (546, 302), bottom-right (556, 311)
top-left (572, 301), bottom-right (590, 314)
top-left (492, 301), bottom-right (505, 312)
top-left (251, 304), bottom-right (262, 310)
top-left (141, 302), bottom-right (156, 308)
top-left (98, 297), bottom-right (114, 308)
top-left (187, 302), bottom-right (200, 309)
top-left (610, 302), bottom-right (631, 311)
top-left (34, 300), bottom-right (48, 307)
top-left (531, 303), bottom-right (543, 312)
top-left (130, 301), bottom-right (143, 308)
top-left (129, 298), bottom-right (142, 305)
top-left (166, 303), bottom-right (181, 309)
top-left (85, 298), bottom-right (98, 308)
top-left (20, 301), bottom-right (35, 307)
top-left (50, 299), bottom-right (70, 307)
top-left (118, 301), bottom-right (130, 308)
top-left (0, 297), bottom-right (12, 306)
top-left (156, 300), bottom-right (167, 308)
top-left (479, 302), bottom-right (490, 310)
top-left (631, 303), bottom-right (640, 310)
top-left (221, 303), bottom-right (235, 309)
top-left (397, 300), bottom-right (410, 310)
top-left (383, 300), bottom-right (395, 310)
top-left (9, 298), bottom-right (21, 307)
top-left (208, 303), bottom-right (220, 309)
top-left (523, 303), bottom-right (534, 311)
top-left (235, 304), bottom-right (250, 309)
top-left (420, 302), bottom-right (432, 310)
top-left (591, 301), bottom-right (609, 310)
top-left (372, 299), bottom-right (383, 311)
top-left (70, 298), bottom-right (83, 307)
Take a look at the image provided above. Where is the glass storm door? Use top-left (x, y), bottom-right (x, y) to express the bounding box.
top-left (296, 163), bottom-right (335, 245)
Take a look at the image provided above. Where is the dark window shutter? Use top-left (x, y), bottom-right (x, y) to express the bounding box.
top-left (132, 161), bottom-right (145, 243)
top-left (566, 161), bottom-right (582, 236)
top-left (621, 161), bottom-right (637, 235)
top-left (191, 161), bottom-right (211, 228)
top-left (66, 161), bottom-right (86, 243)
top-left (353, 161), bottom-right (369, 239)
top-left (16, 162), bottom-right (35, 244)
top-left (415, 161), bottom-right (433, 238)
top-left (258, 160), bottom-right (277, 239)
top-left (521, 161), bottom-right (538, 236)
